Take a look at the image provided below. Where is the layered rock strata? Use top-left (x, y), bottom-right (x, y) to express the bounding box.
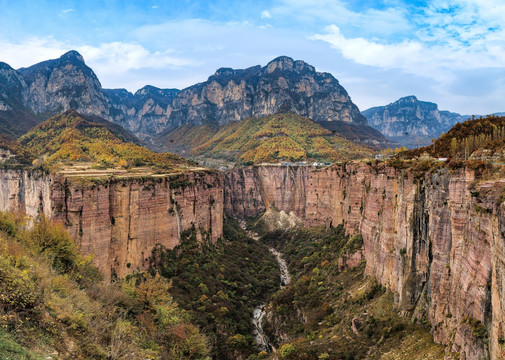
top-left (0, 170), bottom-right (223, 279)
top-left (224, 164), bottom-right (505, 359)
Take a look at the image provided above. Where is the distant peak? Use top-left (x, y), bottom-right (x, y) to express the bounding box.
top-left (265, 56), bottom-right (315, 74)
top-left (398, 95), bottom-right (418, 102)
top-left (0, 62), bottom-right (14, 71)
top-left (60, 50), bottom-right (85, 63)
top-left (269, 56), bottom-right (294, 64)
top-left (266, 56), bottom-right (294, 73)
top-left (134, 85), bottom-right (179, 97)
top-left (214, 67), bottom-right (235, 76)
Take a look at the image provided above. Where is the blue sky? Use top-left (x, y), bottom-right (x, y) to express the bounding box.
top-left (0, 0), bottom-right (504, 114)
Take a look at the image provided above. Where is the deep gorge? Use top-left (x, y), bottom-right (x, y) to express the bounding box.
top-left (1, 163), bottom-right (504, 359)
top-left (224, 164), bottom-right (505, 360)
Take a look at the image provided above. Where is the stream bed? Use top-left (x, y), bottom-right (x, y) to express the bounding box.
top-left (253, 246), bottom-right (291, 353)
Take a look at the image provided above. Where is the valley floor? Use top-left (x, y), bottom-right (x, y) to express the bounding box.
top-left (256, 225), bottom-right (451, 360)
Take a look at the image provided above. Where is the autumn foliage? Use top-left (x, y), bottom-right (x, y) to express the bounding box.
top-left (162, 113), bottom-right (373, 164)
top-left (13, 109), bottom-right (193, 172)
top-left (0, 211), bottom-right (210, 359)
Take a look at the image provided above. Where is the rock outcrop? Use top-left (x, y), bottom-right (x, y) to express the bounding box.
top-left (0, 170), bottom-right (223, 280)
top-left (0, 62), bottom-right (38, 137)
top-left (167, 56), bottom-right (366, 128)
top-left (362, 96), bottom-right (468, 147)
top-left (105, 85), bottom-right (179, 138)
top-left (224, 164), bottom-right (505, 359)
top-left (18, 50), bottom-right (111, 120)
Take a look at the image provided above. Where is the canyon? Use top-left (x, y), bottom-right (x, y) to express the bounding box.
top-left (1, 161), bottom-right (504, 359)
top-left (224, 164), bottom-right (505, 360)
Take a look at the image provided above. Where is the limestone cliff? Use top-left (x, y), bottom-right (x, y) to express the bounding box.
top-left (0, 170), bottom-right (223, 279)
top-left (167, 56), bottom-right (366, 128)
top-left (104, 86), bottom-right (180, 138)
top-left (0, 62), bottom-right (39, 137)
top-left (224, 164), bottom-right (505, 359)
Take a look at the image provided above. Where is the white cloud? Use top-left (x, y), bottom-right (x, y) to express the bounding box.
top-left (0, 37), bottom-right (67, 68)
top-left (312, 26), bottom-right (423, 69)
top-left (78, 42), bottom-right (195, 73)
top-left (0, 38), bottom-right (194, 72)
top-left (310, 0), bottom-right (505, 80)
top-left (261, 10), bottom-right (272, 19)
top-left (312, 24), bottom-right (505, 85)
top-left (61, 8), bottom-right (74, 14)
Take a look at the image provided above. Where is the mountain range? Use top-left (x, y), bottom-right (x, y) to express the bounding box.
top-left (0, 51), bottom-right (388, 147)
top-left (3, 50), bottom-right (501, 154)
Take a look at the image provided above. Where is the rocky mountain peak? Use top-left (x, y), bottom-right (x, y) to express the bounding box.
top-left (265, 56), bottom-right (315, 74)
top-left (59, 50), bottom-right (85, 64)
top-left (214, 67), bottom-right (235, 76)
top-left (15, 50), bottom-right (110, 120)
top-left (134, 85), bottom-right (179, 99)
top-left (363, 95), bottom-right (467, 147)
top-left (398, 95), bottom-right (418, 103)
top-left (166, 56), bottom-right (369, 132)
top-left (0, 62), bottom-right (15, 72)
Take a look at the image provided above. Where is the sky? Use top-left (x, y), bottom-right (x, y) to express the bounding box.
top-left (0, 0), bottom-right (504, 114)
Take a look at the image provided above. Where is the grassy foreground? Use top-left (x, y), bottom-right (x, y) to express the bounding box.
top-left (0, 211), bottom-right (210, 359)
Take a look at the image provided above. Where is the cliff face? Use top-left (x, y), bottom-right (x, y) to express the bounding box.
top-left (0, 62), bottom-right (39, 137)
top-left (224, 164), bottom-right (505, 359)
top-left (0, 170), bottom-right (223, 279)
top-left (105, 86), bottom-right (180, 138)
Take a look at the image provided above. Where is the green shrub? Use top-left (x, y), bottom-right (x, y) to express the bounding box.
top-left (279, 343), bottom-right (296, 358)
top-left (28, 217), bottom-right (78, 273)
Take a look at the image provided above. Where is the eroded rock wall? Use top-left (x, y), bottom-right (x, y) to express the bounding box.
top-left (0, 169), bottom-right (53, 219)
top-left (0, 170), bottom-right (223, 279)
top-left (224, 164), bottom-right (505, 359)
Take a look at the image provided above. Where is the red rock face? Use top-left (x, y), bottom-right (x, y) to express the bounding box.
top-left (0, 170), bottom-right (223, 280)
top-left (224, 164), bottom-right (505, 360)
top-left (3, 164), bottom-right (505, 358)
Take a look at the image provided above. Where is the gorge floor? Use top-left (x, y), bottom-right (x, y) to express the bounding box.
top-left (253, 246), bottom-right (292, 353)
top-left (257, 225), bottom-right (450, 360)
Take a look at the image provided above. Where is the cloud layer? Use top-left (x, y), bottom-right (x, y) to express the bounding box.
top-left (0, 0), bottom-right (503, 114)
